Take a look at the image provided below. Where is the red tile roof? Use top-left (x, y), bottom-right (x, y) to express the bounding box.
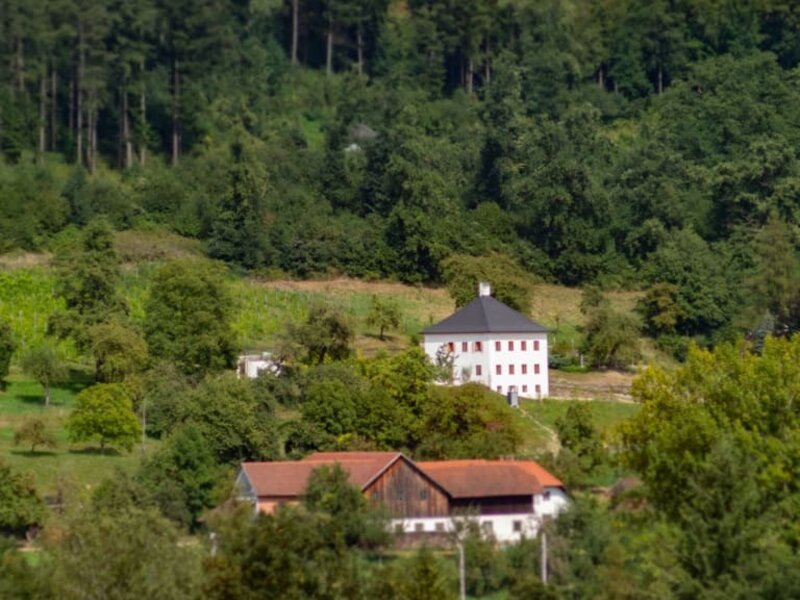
top-left (240, 453), bottom-right (564, 501)
top-left (418, 460), bottom-right (563, 499)
top-left (242, 452), bottom-right (402, 498)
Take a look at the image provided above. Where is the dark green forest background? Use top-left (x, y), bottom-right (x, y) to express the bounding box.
top-left (3, 0), bottom-right (800, 347)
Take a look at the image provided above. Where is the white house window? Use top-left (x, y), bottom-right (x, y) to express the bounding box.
top-left (481, 521), bottom-right (494, 533)
top-left (508, 340), bottom-right (514, 351)
top-left (496, 364), bottom-right (502, 375)
top-left (509, 364), bottom-right (515, 375)
top-left (533, 340), bottom-right (540, 351)
top-left (543, 490), bottom-right (551, 501)
top-left (415, 523), bottom-right (424, 532)
top-left (447, 342), bottom-right (455, 353)
top-left (521, 340), bottom-right (527, 351)
top-left (535, 384), bottom-right (541, 395)
top-left (512, 521), bottom-right (523, 533)
top-left (521, 364), bottom-right (527, 375)
top-left (474, 341), bottom-right (483, 352)
top-left (435, 522), bottom-right (445, 532)
top-left (495, 341), bottom-right (501, 351)
top-left (461, 341), bottom-right (468, 352)
top-left (522, 385), bottom-right (528, 393)
top-left (496, 386), bottom-right (502, 393)
top-left (475, 365), bottom-right (482, 376)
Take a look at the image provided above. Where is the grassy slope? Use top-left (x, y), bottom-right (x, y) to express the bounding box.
top-left (0, 239), bottom-right (646, 495)
top-left (0, 373), bottom-right (161, 496)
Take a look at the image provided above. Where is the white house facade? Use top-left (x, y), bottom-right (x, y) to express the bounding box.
top-left (423, 284), bottom-right (549, 398)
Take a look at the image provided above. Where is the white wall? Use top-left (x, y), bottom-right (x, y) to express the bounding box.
top-left (424, 332), bottom-right (549, 398)
top-left (392, 514), bottom-right (542, 543)
top-left (534, 487), bottom-right (570, 518)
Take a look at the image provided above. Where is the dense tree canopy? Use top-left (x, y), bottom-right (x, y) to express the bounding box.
top-left (1, 0), bottom-right (800, 349)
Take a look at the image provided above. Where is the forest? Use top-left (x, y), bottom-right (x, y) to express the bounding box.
top-left (2, 0), bottom-right (800, 349)
top-left (4, 0), bottom-right (800, 598)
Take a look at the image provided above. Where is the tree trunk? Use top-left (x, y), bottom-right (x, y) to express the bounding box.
top-left (68, 74), bottom-right (74, 135)
top-left (597, 66), bottom-right (604, 90)
top-left (76, 24), bottom-right (84, 166)
top-left (87, 106), bottom-right (95, 174)
top-left (38, 74), bottom-right (46, 158)
top-left (50, 68), bottom-right (57, 150)
top-left (139, 59), bottom-right (147, 166)
top-left (121, 88), bottom-right (132, 169)
top-left (356, 27), bottom-right (363, 76)
top-left (291, 0), bottom-right (299, 66)
top-left (171, 57), bottom-right (180, 166)
top-left (466, 56), bottom-right (474, 94)
top-left (484, 38), bottom-right (491, 85)
top-left (326, 13), bottom-right (334, 76)
top-left (44, 383), bottom-right (50, 407)
top-left (657, 64), bottom-right (663, 95)
top-left (91, 107), bottom-right (97, 174)
top-left (15, 35), bottom-right (24, 92)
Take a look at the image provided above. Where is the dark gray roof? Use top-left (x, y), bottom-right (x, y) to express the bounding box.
top-left (423, 296), bottom-right (549, 334)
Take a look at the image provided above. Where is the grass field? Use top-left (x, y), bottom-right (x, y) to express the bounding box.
top-left (522, 398), bottom-right (640, 436)
top-left (0, 373), bottom-right (159, 496)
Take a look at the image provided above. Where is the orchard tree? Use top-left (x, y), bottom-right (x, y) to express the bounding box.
top-left (366, 294), bottom-right (401, 340)
top-left (0, 459), bottom-right (45, 537)
top-left (67, 383), bottom-right (141, 452)
top-left (89, 321), bottom-right (149, 382)
top-left (0, 319), bottom-right (15, 389)
top-left (144, 259), bottom-right (237, 378)
top-left (282, 304), bottom-right (353, 365)
top-left (21, 343), bottom-right (67, 407)
top-left (13, 418), bottom-right (56, 453)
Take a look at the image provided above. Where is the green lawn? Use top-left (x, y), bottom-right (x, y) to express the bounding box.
top-left (0, 374), bottom-right (158, 496)
top-left (521, 399), bottom-right (640, 436)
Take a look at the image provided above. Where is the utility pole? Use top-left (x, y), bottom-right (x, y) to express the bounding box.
top-left (458, 539), bottom-right (466, 600)
top-left (541, 531), bottom-right (548, 585)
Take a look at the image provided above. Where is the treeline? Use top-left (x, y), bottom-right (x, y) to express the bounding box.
top-left (4, 0), bottom-right (800, 348)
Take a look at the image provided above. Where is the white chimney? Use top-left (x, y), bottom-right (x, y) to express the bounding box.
top-left (478, 281), bottom-right (492, 297)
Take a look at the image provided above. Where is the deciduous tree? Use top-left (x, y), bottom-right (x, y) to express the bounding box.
top-left (67, 383), bottom-right (141, 452)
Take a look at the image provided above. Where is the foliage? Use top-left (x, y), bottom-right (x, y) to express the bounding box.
top-left (554, 404), bottom-right (606, 485)
top-left (13, 418), bottom-right (56, 453)
top-left (417, 383), bottom-right (522, 459)
top-left (303, 464), bottom-right (389, 549)
top-left (205, 506), bottom-right (368, 600)
top-left (66, 383), bottom-right (141, 452)
top-left (365, 294), bottom-right (401, 340)
top-left (138, 424), bottom-right (222, 529)
top-left (0, 319), bottom-right (14, 388)
top-left (89, 321), bottom-right (149, 383)
top-left (442, 253), bottom-right (534, 312)
top-left (48, 219), bottom-right (128, 351)
top-left (144, 259), bottom-right (237, 377)
top-left (282, 303), bottom-right (354, 365)
top-left (20, 343), bottom-right (67, 407)
top-left (177, 373), bottom-right (279, 464)
top-left (580, 288), bottom-right (641, 369)
top-left (49, 506), bottom-right (203, 600)
top-left (0, 459), bottom-right (45, 537)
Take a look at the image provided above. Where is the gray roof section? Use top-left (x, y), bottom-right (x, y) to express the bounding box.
top-left (423, 296), bottom-right (549, 335)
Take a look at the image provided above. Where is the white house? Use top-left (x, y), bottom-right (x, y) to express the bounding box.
top-left (423, 283), bottom-right (549, 398)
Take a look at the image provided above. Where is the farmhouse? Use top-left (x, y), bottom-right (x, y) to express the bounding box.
top-left (236, 452), bottom-right (568, 542)
top-left (423, 283), bottom-right (550, 398)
